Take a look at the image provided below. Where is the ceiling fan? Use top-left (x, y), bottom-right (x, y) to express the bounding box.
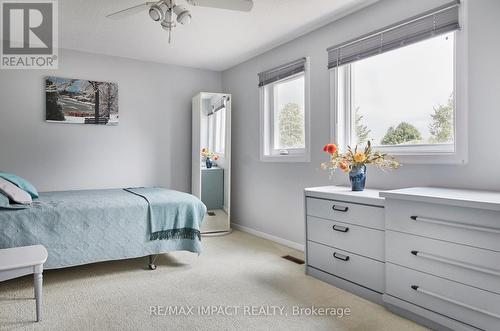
top-left (106, 0), bottom-right (254, 43)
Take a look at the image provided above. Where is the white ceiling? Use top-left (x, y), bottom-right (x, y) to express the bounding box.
top-left (60, 0), bottom-right (377, 71)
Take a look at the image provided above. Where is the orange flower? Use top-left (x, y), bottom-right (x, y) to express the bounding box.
top-left (202, 148), bottom-right (206, 153)
top-left (323, 143), bottom-right (337, 155)
top-left (339, 162), bottom-right (349, 173)
top-left (214, 155), bottom-right (219, 161)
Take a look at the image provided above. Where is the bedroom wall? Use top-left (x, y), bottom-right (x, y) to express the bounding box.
top-left (0, 49), bottom-right (222, 192)
top-left (221, 0), bottom-right (500, 248)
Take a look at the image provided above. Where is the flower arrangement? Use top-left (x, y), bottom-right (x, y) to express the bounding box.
top-left (201, 148), bottom-right (219, 161)
top-left (321, 141), bottom-right (400, 191)
top-left (201, 148), bottom-right (219, 169)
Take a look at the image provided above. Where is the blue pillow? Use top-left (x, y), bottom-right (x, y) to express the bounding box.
top-left (0, 192), bottom-right (29, 209)
top-left (0, 172), bottom-right (39, 199)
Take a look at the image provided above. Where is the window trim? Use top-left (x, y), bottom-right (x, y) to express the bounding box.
top-left (330, 2), bottom-right (468, 165)
top-left (260, 58), bottom-right (311, 162)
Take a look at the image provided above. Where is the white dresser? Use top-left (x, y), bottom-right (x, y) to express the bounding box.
top-left (381, 187), bottom-right (500, 331)
top-left (305, 186), bottom-right (385, 304)
top-left (305, 186), bottom-right (500, 331)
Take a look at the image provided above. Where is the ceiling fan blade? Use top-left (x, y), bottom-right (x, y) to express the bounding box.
top-left (106, 2), bottom-right (156, 19)
top-left (186, 0), bottom-right (253, 12)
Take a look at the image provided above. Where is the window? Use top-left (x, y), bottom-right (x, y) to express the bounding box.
top-left (208, 106), bottom-right (226, 155)
top-left (214, 107), bottom-right (226, 154)
top-left (329, 2), bottom-right (467, 164)
top-left (260, 58), bottom-right (310, 162)
top-left (344, 32), bottom-right (455, 151)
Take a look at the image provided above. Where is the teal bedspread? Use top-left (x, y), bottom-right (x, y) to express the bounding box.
top-left (0, 188), bottom-right (206, 269)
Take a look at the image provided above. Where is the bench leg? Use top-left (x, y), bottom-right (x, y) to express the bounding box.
top-left (34, 272), bottom-right (43, 322)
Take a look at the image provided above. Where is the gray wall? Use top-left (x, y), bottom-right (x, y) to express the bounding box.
top-left (0, 49), bottom-right (221, 192)
top-left (221, 0), bottom-right (500, 246)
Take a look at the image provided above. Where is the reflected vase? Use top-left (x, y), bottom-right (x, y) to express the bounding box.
top-left (349, 165), bottom-right (366, 191)
top-left (206, 159), bottom-right (213, 169)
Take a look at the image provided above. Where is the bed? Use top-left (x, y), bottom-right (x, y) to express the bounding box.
top-left (0, 188), bottom-right (206, 269)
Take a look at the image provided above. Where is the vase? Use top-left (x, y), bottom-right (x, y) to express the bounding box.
top-left (205, 159), bottom-right (213, 169)
top-left (349, 165), bottom-right (366, 191)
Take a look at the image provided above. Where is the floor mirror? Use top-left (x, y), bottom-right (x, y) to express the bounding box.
top-left (192, 92), bottom-right (231, 234)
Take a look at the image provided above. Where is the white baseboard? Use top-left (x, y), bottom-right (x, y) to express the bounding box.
top-left (232, 223), bottom-right (305, 252)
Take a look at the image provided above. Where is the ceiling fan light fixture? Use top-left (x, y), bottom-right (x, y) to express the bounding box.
top-left (173, 5), bottom-right (192, 25)
top-left (149, 2), bottom-right (167, 21)
top-left (160, 11), bottom-right (174, 30)
top-left (106, 0), bottom-right (255, 45)
top-left (160, 21), bottom-right (174, 30)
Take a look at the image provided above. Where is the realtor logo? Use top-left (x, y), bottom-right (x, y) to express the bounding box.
top-left (1, 0), bottom-right (58, 69)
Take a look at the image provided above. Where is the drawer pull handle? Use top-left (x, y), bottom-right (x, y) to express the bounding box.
top-left (333, 252), bottom-right (349, 261)
top-left (332, 205), bottom-right (349, 212)
top-left (411, 285), bottom-right (500, 319)
top-left (333, 225), bottom-right (349, 233)
top-left (410, 216), bottom-right (500, 234)
top-left (411, 250), bottom-right (500, 277)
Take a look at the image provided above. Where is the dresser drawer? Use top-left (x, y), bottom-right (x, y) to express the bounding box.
top-left (307, 241), bottom-right (384, 292)
top-left (385, 199), bottom-right (500, 252)
top-left (306, 197), bottom-right (384, 230)
top-left (386, 263), bottom-right (500, 331)
top-left (386, 231), bottom-right (500, 295)
top-left (307, 216), bottom-right (384, 261)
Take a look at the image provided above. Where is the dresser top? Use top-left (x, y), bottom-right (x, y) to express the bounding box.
top-left (305, 186), bottom-right (385, 207)
top-left (380, 187), bottom-right (500, 211)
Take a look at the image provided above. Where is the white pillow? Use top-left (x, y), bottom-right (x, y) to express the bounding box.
top-left (0, 177), bottom-right (32, 205)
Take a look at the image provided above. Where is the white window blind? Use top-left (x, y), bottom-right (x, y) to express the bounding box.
top-left (327, 1), bottom-right (460, 69)
top-left (211, 96), bottom-right (227, 114)
top-left (258, 58), bottom-right (306, 87)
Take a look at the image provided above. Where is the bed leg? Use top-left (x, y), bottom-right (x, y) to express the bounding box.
top-left (148, 255), bottom-right (157, 270)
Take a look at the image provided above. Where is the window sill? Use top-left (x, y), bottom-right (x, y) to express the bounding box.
top-left (260, 154), bottom-right (310, 163)
top-left (347, 143), bottom-right (467, 165)
top-left (388, 152), bottom-right (467, 165)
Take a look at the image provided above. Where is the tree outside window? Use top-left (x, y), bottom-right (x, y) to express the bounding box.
top-left (278, 102), bottom-right (304, 149)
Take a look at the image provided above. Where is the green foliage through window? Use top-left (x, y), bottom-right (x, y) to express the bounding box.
top-left (381, 122), bottom-right (422, 145)
top-left (429, 95), bottom-right (454, 143)
top-left (355, 107), bottom-right (371, 144)
top-left (278, 102), bottom-right (304, 148)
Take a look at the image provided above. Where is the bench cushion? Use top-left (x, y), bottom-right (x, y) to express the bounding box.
top-left (0, 245), bottom-right (48, 271)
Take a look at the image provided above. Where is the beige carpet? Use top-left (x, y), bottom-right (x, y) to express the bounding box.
top-left (0, 230), bottom-right (427, 331)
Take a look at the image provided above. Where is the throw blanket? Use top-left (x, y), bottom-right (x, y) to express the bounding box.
top-left (124, 188), bottom-right (206, 241)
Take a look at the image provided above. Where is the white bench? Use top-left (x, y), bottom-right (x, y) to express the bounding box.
top-left (0, 245), bottom-right (48, 322)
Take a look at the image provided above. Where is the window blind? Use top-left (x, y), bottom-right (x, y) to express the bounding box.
top-left (209, 96), bottom-right (227, 115)
top-left (327, 1), bottom-right (460, 69)
top-left (258, 57), bottom-right (306, 87)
